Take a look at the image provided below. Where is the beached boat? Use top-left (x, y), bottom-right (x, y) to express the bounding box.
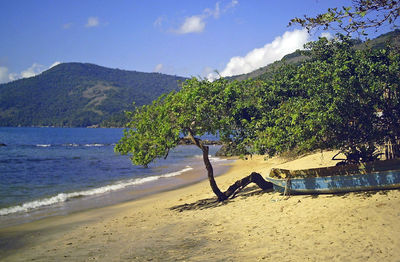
top-left (265, 159), bottom-right (400, 194)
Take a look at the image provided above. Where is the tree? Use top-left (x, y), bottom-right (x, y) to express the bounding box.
top-left (289, 0), bottom-right (400, 35)
top-left (246, 35), bottom-right (399, 161)
top-left (116, 36), bottom-right (400, 202)
top-left (115, 78), bottom-right (272, 201)
top-left (288, 0), bottom-right (400, 158)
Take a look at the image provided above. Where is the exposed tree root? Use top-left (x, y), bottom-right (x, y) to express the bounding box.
top-left (222, 172), bottom-right (273, 200)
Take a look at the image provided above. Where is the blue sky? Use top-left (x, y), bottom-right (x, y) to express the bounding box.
top-left (0, 0), bottom-right (396, 83)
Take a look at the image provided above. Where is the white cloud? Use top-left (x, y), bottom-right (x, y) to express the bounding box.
top-left (0, 62), bottom-right (62, 84)
top-left (86, 17), bottom-right (99, 28)
top-left (153, 16), bottom-right (164, 28)
top-left (225, 0), bottom-right (238, 10)
top-left (219, 29), bottom-right (310, 77)
top-left (202, 67), bottom-right (219, 81)
top-left (21, 63), bottom-right (46, 78)
top-left (176, 15), bottom-right (206, 34)
top-left (8, 73), bottom-right (18, 82)
top-left (0, 66), bottom-right (10, 84)
top-left (204, 2), bottom-right (221, 19)
top-left (174, 0), bottom-right (238, 35)
top-left (50, 61), bottom-right (61, 68)
top-left (153, 63), bottom-right (176, 75)
top-left (320, 32), bottom-right (333, 40)
top-left (153, 63), bottom-right (164, 73)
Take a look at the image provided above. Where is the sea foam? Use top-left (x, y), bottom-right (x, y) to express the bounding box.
top-left (194, 155), bottom-right (228, 163)
top-left (0, 166), bottom-right (193, 216)
top-left (36, 144), bottom-right (51, 147)
top-left (84, 143), bottom-right (105, 147)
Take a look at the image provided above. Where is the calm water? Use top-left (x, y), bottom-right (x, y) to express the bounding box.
top-left (0, 127), bottom-right (229, 226)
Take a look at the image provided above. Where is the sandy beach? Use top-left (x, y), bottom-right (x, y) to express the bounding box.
top-left (1, 150), bottom-right (400, 261)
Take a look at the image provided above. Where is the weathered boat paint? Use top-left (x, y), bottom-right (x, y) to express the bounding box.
top-left (266, 162), bottom-right (400, 194)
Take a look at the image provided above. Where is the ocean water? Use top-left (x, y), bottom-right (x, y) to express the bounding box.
top-left (0, 127), bottom-right (231, 227)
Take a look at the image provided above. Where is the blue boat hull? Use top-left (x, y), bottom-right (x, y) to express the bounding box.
top-left (265, 169), bottom-right (400, 194)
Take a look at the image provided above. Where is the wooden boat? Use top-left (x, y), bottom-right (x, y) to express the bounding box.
top-left (265, 159), bottom-right (400, 194)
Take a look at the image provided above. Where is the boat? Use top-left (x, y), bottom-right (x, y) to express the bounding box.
top-left (265, 159), bottom-right (400, 194)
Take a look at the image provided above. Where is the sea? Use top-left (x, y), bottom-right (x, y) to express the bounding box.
top-left (0, 127), bottom-right (232, 228)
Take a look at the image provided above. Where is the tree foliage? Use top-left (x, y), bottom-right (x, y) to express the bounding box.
top-left (289, 0), bottom-right (400, 35)
top-left (116, 35), bottom-right (400, 200)
top-left (249, 35), bottom-right (400, 159)
top-left (115, 78), bottom-right (273, 200)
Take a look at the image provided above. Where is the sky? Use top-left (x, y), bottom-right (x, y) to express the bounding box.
top-left (0, 0), bottom-right (397, 83)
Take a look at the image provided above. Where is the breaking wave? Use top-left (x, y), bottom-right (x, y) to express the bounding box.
top-left (194, 155), bottom-right (228, 163)
top-left (0, 166), bottom-right (193, 216)
top-left (31, 143), bottom-right (117, 148)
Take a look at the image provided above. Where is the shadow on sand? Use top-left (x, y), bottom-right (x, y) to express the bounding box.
top-left (170, 186), bottom-right (274, 212)
top-left (170, 186), bottom-right (396, 212)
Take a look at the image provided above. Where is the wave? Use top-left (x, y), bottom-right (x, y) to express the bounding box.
top-left (194, 155), bottom-right (228, 163)
top-left (84, 144), bottom-right (105, 147)
top-left (63, 143), bottom-right (79, 147)
top-left (33, 143), bottom-right (111, 148)
top-left (209, 156), bottom-right (228, 163)
top-left (62, 143), bottom-right (109, 147)
top-left (0, 166), bottom-right (193, 216)
top-left (36, 144), bottom-right (51, 147)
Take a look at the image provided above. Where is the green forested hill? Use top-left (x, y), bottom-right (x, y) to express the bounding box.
top-left (0, 63), bottom-right (186, 127)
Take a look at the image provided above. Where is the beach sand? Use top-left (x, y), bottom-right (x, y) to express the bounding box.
top-left (1, 150), bottom-right (400, 261)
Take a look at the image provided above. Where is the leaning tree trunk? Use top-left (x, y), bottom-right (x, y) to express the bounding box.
top-left (187, 131), bottom-right (272, 201)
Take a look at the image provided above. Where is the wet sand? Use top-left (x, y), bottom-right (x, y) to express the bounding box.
top-left (1, 151), bottom-right (400, 261)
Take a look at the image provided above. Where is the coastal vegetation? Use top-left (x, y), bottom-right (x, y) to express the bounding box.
top-left (116, 0), bottom-right (400, 201)
top-left (116, 33), bottom-right (400, 200)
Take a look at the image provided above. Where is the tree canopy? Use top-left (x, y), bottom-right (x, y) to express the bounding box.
top-left (247, 35), bottom-right (400, 160)
top-left (116, 35), bottom-right (400, 200)
top-left (115, 77), bottom-right (275, 200)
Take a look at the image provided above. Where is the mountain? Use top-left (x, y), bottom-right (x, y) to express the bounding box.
top-left (2, 31), bottom-right (399, 127)
top-left (231, 29), bottom-right (400, 81)
top-left (0, 63), bottom-right (186, 127)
